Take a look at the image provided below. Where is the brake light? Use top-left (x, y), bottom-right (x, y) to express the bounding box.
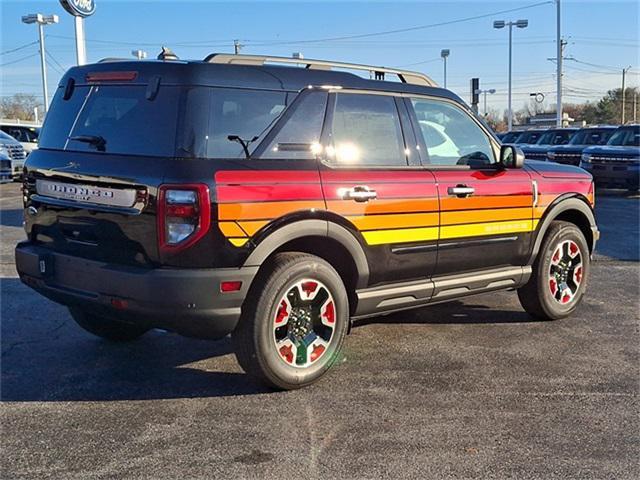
top-left (86, 71), bottom-right (138, 82)
top-left (157, 184), bottom-right (211, 253)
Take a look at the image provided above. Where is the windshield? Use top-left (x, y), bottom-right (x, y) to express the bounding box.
top-left (536, 130), bottom-right (575, 145)
top-left (501, 132), bottom-right (521, 143)
top-left (569, 129), bottom-right (615, 146)
top-left (607, 127), bottom-right (640, 147)
top-left (517, 131), bottom-right (544, 144)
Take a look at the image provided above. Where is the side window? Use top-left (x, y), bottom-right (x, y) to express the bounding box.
top-left (411, 97), bottom-right (495, 166)
top-left (261, 91), bottom-right (328, 160)
top-left (207, 88), bottom-right (287, 158)
top-left (327, 93), bottom-right (407, 167)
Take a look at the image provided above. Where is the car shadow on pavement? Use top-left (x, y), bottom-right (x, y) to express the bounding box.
top-left (0, 209), bottom-right (24, 228)
top-left (1, 278), bottom-right (272, 402)
top-left (354, 299), bottom-right (536, 328)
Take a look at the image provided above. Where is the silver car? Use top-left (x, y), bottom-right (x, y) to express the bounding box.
top-left (0, 131), bottom-right (27, 179)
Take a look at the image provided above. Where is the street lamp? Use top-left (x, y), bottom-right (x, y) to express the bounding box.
top-left (440, 49), bottom-right (450, 89)
top-left (477, 88), bottom-right (496, 116)
top-left (493, 19), bottom-right (528, 131)
top-left (21, 13), bottom-right (58, 115)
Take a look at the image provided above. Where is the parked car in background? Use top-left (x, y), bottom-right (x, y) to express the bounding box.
top-left (580, 125), bottom-right (640, 191)
top-left (0, 130), bottom-right (27, 179)
top-left (547, 126), bottom-right (617, 166)
top-left (0, 146), bottom-right (12, 183)
top-left (0, 122), bottom-right (40, 155)
top-left (519, 127), bottom-right (578, 161)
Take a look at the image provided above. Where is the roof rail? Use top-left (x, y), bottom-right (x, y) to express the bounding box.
top-left (203, 53), bottom-right (437, 87)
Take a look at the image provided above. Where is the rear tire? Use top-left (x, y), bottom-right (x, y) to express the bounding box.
top-left (69, 308), bottom-right (149, 341)
top-left (518, 220), bottom-right (590, 320)
top-left (233, 252), bottom-right (349, 390)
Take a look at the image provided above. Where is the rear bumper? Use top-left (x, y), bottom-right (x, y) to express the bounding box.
top-left (15, 242), bottom-right (258, 339)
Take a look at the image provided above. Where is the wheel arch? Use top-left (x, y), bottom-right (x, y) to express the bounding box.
top-left (528, 194), bottom-right (597, 264)
top-left (243, 219), bottom-right (370, 297)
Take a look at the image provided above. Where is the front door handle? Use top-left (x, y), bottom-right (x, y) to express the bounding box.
top-left (338, 185), bottom-right (377, 203)
top-left (448, 185), bottom-right (475, 198)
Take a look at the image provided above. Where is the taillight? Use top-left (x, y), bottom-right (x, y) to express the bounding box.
top-left (157, 184), bottom-right (211, 253)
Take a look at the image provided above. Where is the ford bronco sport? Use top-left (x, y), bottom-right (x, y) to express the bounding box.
top-left (16, 54), bottom-right (599, 390)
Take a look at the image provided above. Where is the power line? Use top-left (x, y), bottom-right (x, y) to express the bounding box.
top-left (45, 48), bottom-right (68, 74)
top-left (0, 41), bottom-right (39, 56)
top-left (0, 52), bottom-right (40, 68)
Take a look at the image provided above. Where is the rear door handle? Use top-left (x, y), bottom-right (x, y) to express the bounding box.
top-left (448, 185), bottom-right (475, 198)
top-left (338, 185), bottom-right (377, 202)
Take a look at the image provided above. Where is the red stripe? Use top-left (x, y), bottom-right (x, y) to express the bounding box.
top-left (323, 182), bottom-right (438, 200)
top-left (321, 171), bottom-right (437, 183)
top-left (215, 170), bottom-right (319, 184)
top-left (217, 184), bottom-right (324, 203)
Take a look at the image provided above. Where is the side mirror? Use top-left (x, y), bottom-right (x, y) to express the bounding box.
top-left (500, 144), bottom-right (525, 169)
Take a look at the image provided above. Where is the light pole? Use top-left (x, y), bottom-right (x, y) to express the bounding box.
top-left (21, 13), bottom-right (58, 115)
top-left (440, 49), bottom-right (450, 89)
top-left (493, 19), bottom-right (528, 131)
top-left (477, 88), bottom-right (496, 116)
top-left (621, 66), bottom-right (632, 124)
top-left (556, 0), bottom-right (563, 127)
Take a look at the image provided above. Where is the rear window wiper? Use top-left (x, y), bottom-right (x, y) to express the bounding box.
top-left (69, 135), bottom-right (106, 152)
top-left (227, 135), bottom-right (258, 159)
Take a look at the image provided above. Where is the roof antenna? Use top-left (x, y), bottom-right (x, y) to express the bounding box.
top-left (157, 46), bottom-right (179, 61)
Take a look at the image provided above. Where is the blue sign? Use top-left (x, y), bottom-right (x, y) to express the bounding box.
top-left (59, 0), bottom-right (96, 17)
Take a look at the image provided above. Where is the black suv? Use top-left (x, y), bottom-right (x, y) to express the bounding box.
top-left (16, 54), bottom-right (598, 389)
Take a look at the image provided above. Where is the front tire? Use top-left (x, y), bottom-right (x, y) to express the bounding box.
top-left (69, 308), bottom-right (149, 341)
top-left (233, 253), bottom-right (349, 390)
top-left (518, 220), bottom-right (590, 320)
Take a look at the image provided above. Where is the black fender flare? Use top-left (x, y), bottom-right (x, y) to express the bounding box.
top-left (528, 195), bottom-right (597, 264)
top-left (242, 219), bottom-right (370, 288)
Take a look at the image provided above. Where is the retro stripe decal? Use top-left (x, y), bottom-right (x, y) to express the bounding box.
top-left (214, 170), bottom-right (541, 248)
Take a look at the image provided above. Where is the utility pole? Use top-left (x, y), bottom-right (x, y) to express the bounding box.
top-left (21, 14), bottom-right (58, 114)
top-left (234, 40), bottom-right (243, 55)
top-left (556, 0), bottom-right (563, 127)
top-left (634, 92), bottom-right (637, 123)
top-left (621, 66), bottom-right (632, 124)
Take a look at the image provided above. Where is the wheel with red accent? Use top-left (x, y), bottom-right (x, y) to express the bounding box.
top-left (517, 220), bottom-right (590, 320)
top-left (232, 252), bottom-right (349, 390)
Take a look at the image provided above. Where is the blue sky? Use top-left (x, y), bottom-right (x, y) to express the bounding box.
top-left (1, 0), bottom-right (639, 113)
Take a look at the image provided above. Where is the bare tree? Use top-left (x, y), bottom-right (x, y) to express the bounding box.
top-left (0, 94), bottom-right (43, 121)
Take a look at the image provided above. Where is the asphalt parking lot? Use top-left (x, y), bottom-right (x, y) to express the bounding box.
top-left (1, 182), bottom-right (638, 479)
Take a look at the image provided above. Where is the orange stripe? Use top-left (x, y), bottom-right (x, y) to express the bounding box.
top-left (218, 221), bottom-right (246, 237)
top-left (349, 212), bottom-right (439, 231)
top-left (440, 195), bottom-right (532, 211)
top-left (442, 207), bottom-right (532, 225)
top-left (326, 198), bottom-right (439, 216)
top-left (218, 200), bottom-right (325, 221)
top-left (239, 220), bottom-right (269, 236)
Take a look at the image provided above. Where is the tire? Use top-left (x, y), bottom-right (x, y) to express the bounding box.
top-left (232, 252), bottom-right (349, 390)
top-left (69, 307), bottom-right (149, 341)
top-left (518, 220), bottom-right (590, 320)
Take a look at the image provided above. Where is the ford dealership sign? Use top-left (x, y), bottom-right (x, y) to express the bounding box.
top-left (59, 0), bottom-right (96, 17)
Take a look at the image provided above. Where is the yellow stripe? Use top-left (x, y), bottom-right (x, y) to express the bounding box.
top-left (440, 220), bottom-right (534, 239)
top-left (229, 238), bottom-right (248, 247)
top-left (362, 226), bottom-right (439, 246)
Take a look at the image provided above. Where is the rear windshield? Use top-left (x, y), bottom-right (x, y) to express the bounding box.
top-left (40, 85), bottom-right (179, 156)
top-left (40, 83), bottom-right (289, 158)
